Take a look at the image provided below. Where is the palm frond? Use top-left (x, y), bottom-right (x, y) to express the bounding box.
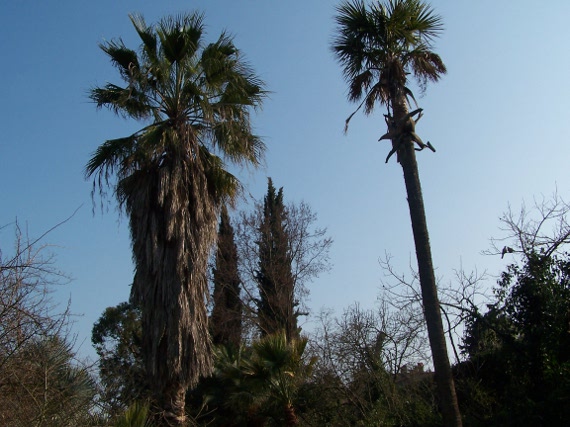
top-left (100, 40), bottom-right (139, 81)
top-left (344, 81), bottom-right (390, 132)
top-left (410, 49), bottom-right (447, 81)
top-left (404, 85), bottom-right (419, 108)
top-left (129, 14), bottom-right (158, 63)
top-left (332, 0), bottom-right (375, 80)
top-left (212, 119), bottom-right (264, 163)
top-left (114, 402), bottom-right (151, 427)
top-left (200, 147), bottom-right (241, 204)
top-left (408, 0), bottom-right (445, 42)
top-left (201, 35), bottom-right (267, 111)
top-left (157, 13), bottom-right (203, 64)
top-left (85, 135), bottom-right (137, 180)
top-left (90, 83), bottom-right (152, 119)
top-left (332, 0), bottom-right (446, 115)
top-left (87, 123), bottom-right (169, 208)
top-left (348, 70), bottom-right (373, 102)
top-left (387, 0), bottom-right (444, 45)
top-left (222, 70), bottom-right (267, 110)
top-left (199, 37), bottom-right (238, 95)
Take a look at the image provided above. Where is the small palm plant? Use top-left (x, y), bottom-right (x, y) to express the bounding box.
top-left (243, 332), bottom-right (316, 426)
top-left (200, 333), bottom-right (315, 426)
top-left (114, 402), bottom-right (151, 427)
top-left (200, 345), bottom-right (257, 426)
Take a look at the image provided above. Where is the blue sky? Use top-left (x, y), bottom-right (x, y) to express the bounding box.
top-left (2, 0), bottom-right (570, 362)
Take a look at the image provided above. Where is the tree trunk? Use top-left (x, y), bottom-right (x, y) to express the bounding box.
top-left (148, 328), bottom-right (188, 427)
top-left (153, 381), bottom-right (187, 426)
top-left (393, 100), bottom-right (463, 427)
top-left (284, 402), bottom-right (298, 426)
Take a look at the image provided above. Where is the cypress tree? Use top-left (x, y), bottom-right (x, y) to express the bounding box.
top-left (211, 205), bottom-right (243, 348)
top-left (255, 178), bottom-right (298, 340)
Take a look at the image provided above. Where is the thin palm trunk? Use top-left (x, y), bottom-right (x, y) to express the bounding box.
top-left (393, 97), bottom-right (462, 427)
top-left (332, 1), bottom-right (459, 423)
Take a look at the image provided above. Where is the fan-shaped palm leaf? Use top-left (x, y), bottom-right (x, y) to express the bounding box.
top-left (243, 332), bottom-right (316, 426)
top-left (333, 0), bottom-right (445, 124)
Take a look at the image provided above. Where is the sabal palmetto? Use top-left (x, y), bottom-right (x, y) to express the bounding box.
top-left (333, 1), bottom-right (462, 426)
top-left (86, 13), bottom-right (265, 426)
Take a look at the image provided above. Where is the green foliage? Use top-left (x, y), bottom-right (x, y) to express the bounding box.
top-left (459, 251), bottom-right (570, 426)
top-left (195, 332), bottom-right (315, 426)
top-left (92, 302), bottom-right (149, 417)
top-left (211, 205), bottom-right (243, 348)
top-left (255, 179), bottom-right (299, 340)
top-left (114, 402), bottom-right (151, 427)
top-left (191, 345), bottom-right (254, 426)
top-left (332, 0), bottom-right (446, 124)
top-left (0, 335), bottom-right (97, 426)
top-left (245, 332), bottom-right (316, 404)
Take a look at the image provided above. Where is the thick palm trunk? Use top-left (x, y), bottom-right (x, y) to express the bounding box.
top-left (128, 162), bottom-right (216, 427)
top-left (393, 101), bottom-right (462, 427)
top-left (159, 383), bottom-right (187, 426)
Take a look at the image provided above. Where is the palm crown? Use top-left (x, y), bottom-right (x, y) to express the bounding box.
top-left (333, 0), bottom-right (446, 119)
top-left (86, 13), bottom-right (266, 204)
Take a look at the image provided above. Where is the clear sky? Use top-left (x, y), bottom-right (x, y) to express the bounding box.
top-left (2, 0), bottom-right (570, 362)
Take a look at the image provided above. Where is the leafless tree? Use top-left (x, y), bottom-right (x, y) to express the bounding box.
top-left (379, 253), bottom-right (490, 365)
top-left (306, 299), bottom-right (432, 425)
top-left (311, 300), bottom-right (429, 380)
top-left (0, 220), bottom-right (71, 370)
top-left (0, 216), bottom-right (97, 426)
top-left (381, 191), bottom-right (570, 365)
top-left (486, 190), bottom-right (570, 259)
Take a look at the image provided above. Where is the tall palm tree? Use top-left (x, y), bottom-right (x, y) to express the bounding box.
top-left (332, 1), bottom-right (462, 426)
top-left (86, 13), bottom-right (266, 426)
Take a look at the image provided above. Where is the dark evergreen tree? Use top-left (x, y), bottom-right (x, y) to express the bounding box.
top-left (458, 251), bottom-right (570, 426)
top-left (211, 205), bottom-right (243, 348)
top-left (255, 178), bottom-right (298, 340)
top-left (92, 302), bottom-right (148, 416)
